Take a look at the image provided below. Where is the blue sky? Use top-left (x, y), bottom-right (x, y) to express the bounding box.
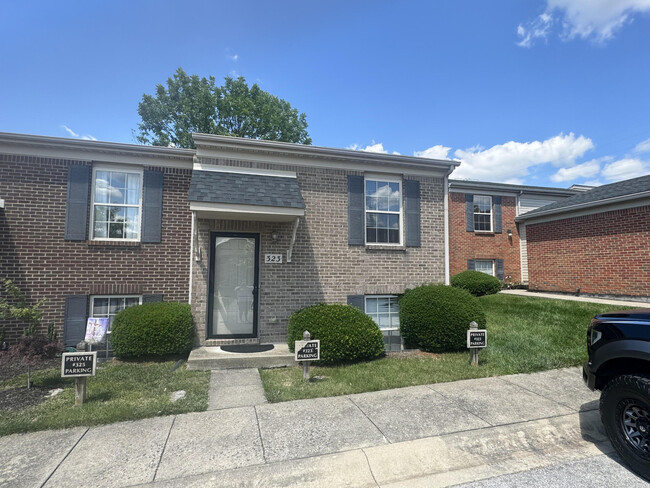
top-left (2, 0), bottom-right (650, 187)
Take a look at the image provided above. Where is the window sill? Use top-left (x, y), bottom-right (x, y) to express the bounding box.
top-left (87, 240), bottom-right (141, 247)
top-left (473, 231), bottom-right (495, 236)
top-left (365, 245), bottom-right (406, 252)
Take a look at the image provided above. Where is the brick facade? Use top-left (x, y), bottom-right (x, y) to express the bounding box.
top-left (0, 153), bottom-right (192, 342)
top-left (191, 157), bottom-right (446, 345)
top-left (526, 206), bottom-right (650, 297)
top-left (448, 192), bottom-right (521, 282)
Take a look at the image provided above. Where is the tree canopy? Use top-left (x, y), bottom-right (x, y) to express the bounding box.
top-left (135, 68), bottom-right (311, 148)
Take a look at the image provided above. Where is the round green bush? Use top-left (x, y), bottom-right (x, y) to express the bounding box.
top-left (287, 304), bottom-right (385, 364)
top-left (399, 284), bottom-right (486, 352)
top-left (111, 302), bottom-right (195, 358)
top-left (450, 270), bottom-right (502, 296)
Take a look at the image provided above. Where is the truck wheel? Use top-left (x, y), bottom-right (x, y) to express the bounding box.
top-left (600, 375), bottom-right (650, 481)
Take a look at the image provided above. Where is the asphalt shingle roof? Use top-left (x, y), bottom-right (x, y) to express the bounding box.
top-left (188, 170), bottom-right (305, 209)
top-left (519, 173), bottom-right (650, 219)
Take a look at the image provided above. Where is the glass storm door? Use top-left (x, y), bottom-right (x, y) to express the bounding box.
top-left (208, 233), bottom-right (259, 338)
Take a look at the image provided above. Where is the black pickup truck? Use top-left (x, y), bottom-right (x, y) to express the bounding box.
top-left (584, 308), bottom-right (650, 480)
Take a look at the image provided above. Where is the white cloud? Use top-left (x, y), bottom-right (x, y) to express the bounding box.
top-left (228, 54), bottom-right (239, 61)
top-left (413, 145), bottom-right (451, 160)
top-left (518, 0), bottom-right (650, 46)
top-left (61, 125), bottom-right (97, 141)
top-left (634, 137), bottom-right (650, 153)
top-left (348, 142), bottom-right (400, 155)
top-left (451, 133), bottom-right (594, 182)
top-left (582, 179), bottom-right (604, 186)
top-left (550, 158), bottom-right (602, 181)
top-left (601, 157), bottom-right (650, 181)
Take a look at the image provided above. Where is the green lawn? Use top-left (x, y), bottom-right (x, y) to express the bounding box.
top-left (0, 361), bottom-right (210, 436)
top-left (260, 294), bottom-right (630, 402)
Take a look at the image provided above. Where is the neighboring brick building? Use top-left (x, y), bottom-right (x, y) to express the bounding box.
top-left (448, 180), bottom-right (576, 284)
top-left (517, 174), bottom-right (650, 299)
top-left (0, 132), bottom-right (458, 349)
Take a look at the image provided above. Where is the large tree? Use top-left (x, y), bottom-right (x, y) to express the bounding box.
top-left (135, 68), bottom-right (311, 148)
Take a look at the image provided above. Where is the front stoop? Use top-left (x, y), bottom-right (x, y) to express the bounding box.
top-left (186, 344), bottom-right (295, 370)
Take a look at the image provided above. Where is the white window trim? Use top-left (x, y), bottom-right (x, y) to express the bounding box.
top-left (364, 295), bottom-right (400, 331)
top-left (473, 194), bottom-right (493, 233)
top-left (364, 175), bottom-right (404, 246)
top-left (89, 295), bottom-right (143, 330)
top-left (89, 165), bottom-right (144, 242)
top-left (474, 259), bottom-right (495, 277)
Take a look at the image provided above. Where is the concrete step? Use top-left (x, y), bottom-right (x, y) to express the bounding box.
top-left (186, 344), bottom-right (295, 370)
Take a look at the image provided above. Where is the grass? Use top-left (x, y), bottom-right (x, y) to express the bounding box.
top-left (0, 360), bottom-right (210, 437)
top-left (260, 294), bottom-right (631, 402)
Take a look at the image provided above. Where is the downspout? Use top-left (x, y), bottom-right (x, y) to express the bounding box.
top-left (188, 211), bottom-right (195, 304)
top-left (444, 175), bottom-right (450, 285)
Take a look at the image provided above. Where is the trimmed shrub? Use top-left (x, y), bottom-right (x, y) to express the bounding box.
top-left (451, 270), bottom-right (502, 297)
top-left (111, 302), bottom-right (194, 358)
top-left (399, 284), bottom-right (486, 352)
top-left (287, 304), bottom-right (385, 364)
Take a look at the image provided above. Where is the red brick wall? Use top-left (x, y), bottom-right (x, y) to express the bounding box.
top-left (0, 153), bottom-right (192, 343)
top-left (526, 206), bottom-right (650, 297)
top-left (449, 192), bottom-right (521, 281)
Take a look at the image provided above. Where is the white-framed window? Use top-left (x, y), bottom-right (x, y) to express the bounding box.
top-left (90, 167), bottom-right (143, 240)
top-left (365, 177), bottom-right (402, 245)
top-left (473, 195), bottom-right (492, 232)
top-left (90, 295), bottom-right (142, 331)
top-left (474, 260), bottom-right (495, 276)
top-left (365, 295), bottom-right (402, 351)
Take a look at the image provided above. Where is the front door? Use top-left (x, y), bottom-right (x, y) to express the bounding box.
top-left (208, 232), bottom-right (259, 339)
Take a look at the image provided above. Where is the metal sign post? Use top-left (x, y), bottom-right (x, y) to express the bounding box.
top-left (295, 330), bottom-right (320, 381)
top-left (467, 321), bottom-right (487, 366)
top-left (61, 342), bottom-right (97, 405)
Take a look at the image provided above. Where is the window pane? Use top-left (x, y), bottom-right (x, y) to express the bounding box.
top-left (377, 228), bottom-right (388, 242)
top-left (475, 260), bottom-right (494, 276)
top-left (388, 229), bottom-right (399, 243)
top-left (366, 213), bottom-right (377, 228)
top-left (125, 297), bottom-right (140, 307)
top-left (111, 172), bottom-right (126, 190)
top-left (127, 173), bottom-right (140, 190)
top-left (388, 214), bottom-right (399, 229)
top-left (365, 180), bottom-right (376, 197)
top-left (126, 207), bottom-right (139, 223)
top-left (377, 298), bottom-right (390, 314)
top-left (109, 298), bottom-right (125, 315)
top-left (109, 223), bottom-right (124, 238)
top-left (93, 298), bottom-right (109, 317)
top-left (94, 172), bottom-right (110, 203)
top-left (93, 221), bottom-right (108, 238)
top-left (366, 228), bottom-right (377, 243)
top-left (376, 214), bottom-right (388, 228)
top-left (378, 314), bottom-right (390, 328)
top-left (365, 298), bottom-right (377, 313)
top-left (126, 189), bottom-right (140, 205)
top-left (125, 223), bottom-right (139, 239)
top-left (389, 194), bottom-right (400, 212)
top-left (110, 206), bottom-right (125, 222)
top-left (108, 187), bottom-right (125, 205)
top-left (94, 206), bottom-right (107, 222)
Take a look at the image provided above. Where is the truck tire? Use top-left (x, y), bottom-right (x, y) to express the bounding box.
top-left (600, 375), bottom-right (650, 481)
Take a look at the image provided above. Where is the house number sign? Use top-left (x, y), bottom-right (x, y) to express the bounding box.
top-left (265, 254), bottom-right (283, 264)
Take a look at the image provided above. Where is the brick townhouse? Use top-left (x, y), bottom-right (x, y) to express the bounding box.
top-left (0, 132), bottom-right (458, 350)
top-left (448, 180), bottom-right (577, 284)
top-left (516, 174), bottom-right (650, 299)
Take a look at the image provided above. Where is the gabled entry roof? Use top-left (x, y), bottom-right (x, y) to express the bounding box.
top-left (188, 169), bottom-right (306, 221)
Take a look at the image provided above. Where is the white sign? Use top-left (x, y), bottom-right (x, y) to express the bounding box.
top-left (85, 318), bottom-right (109, 344)
top-left (265, 253), bottom-right (283, 264)
top-left (295, 340), bottom-right (320, 361)
top-left (467, 329), bottom-right (487, 348)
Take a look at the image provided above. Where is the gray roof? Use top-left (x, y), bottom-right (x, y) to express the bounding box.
top-left (188, 170), bottom-right (305, 208)
top-left (517, 173), bottom-right (650, 221)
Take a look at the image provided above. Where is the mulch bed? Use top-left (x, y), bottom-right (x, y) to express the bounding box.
top-left (0, 355), bottom-right (62, 412)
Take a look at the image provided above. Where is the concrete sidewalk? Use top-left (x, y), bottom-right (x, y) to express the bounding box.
top-left (0, 367), bottom-right (618, 487)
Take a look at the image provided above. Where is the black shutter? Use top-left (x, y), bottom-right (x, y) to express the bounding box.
top-left (404, 179), bottom-right (421, 247)
top-left (65, 165), bottom-right (90, 241)
top-left (496, 259), bottom-right (505, 280)
top-left (467, 259), bottom-right (475, 271)
top-left (141, 170), bottom-right (164, 243)
top-left (493, 196), bottom-right (502, 234)
top-left (63, 295), bottom-right (88, 347)
top-left (348, 175), bottom-right (364, 245)
top-left (347, 295), bottom-right (365, 311)
top-left (465, 194), bottom-right (474, 232)
top-left (142, 294), bottom-right (163, 303)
